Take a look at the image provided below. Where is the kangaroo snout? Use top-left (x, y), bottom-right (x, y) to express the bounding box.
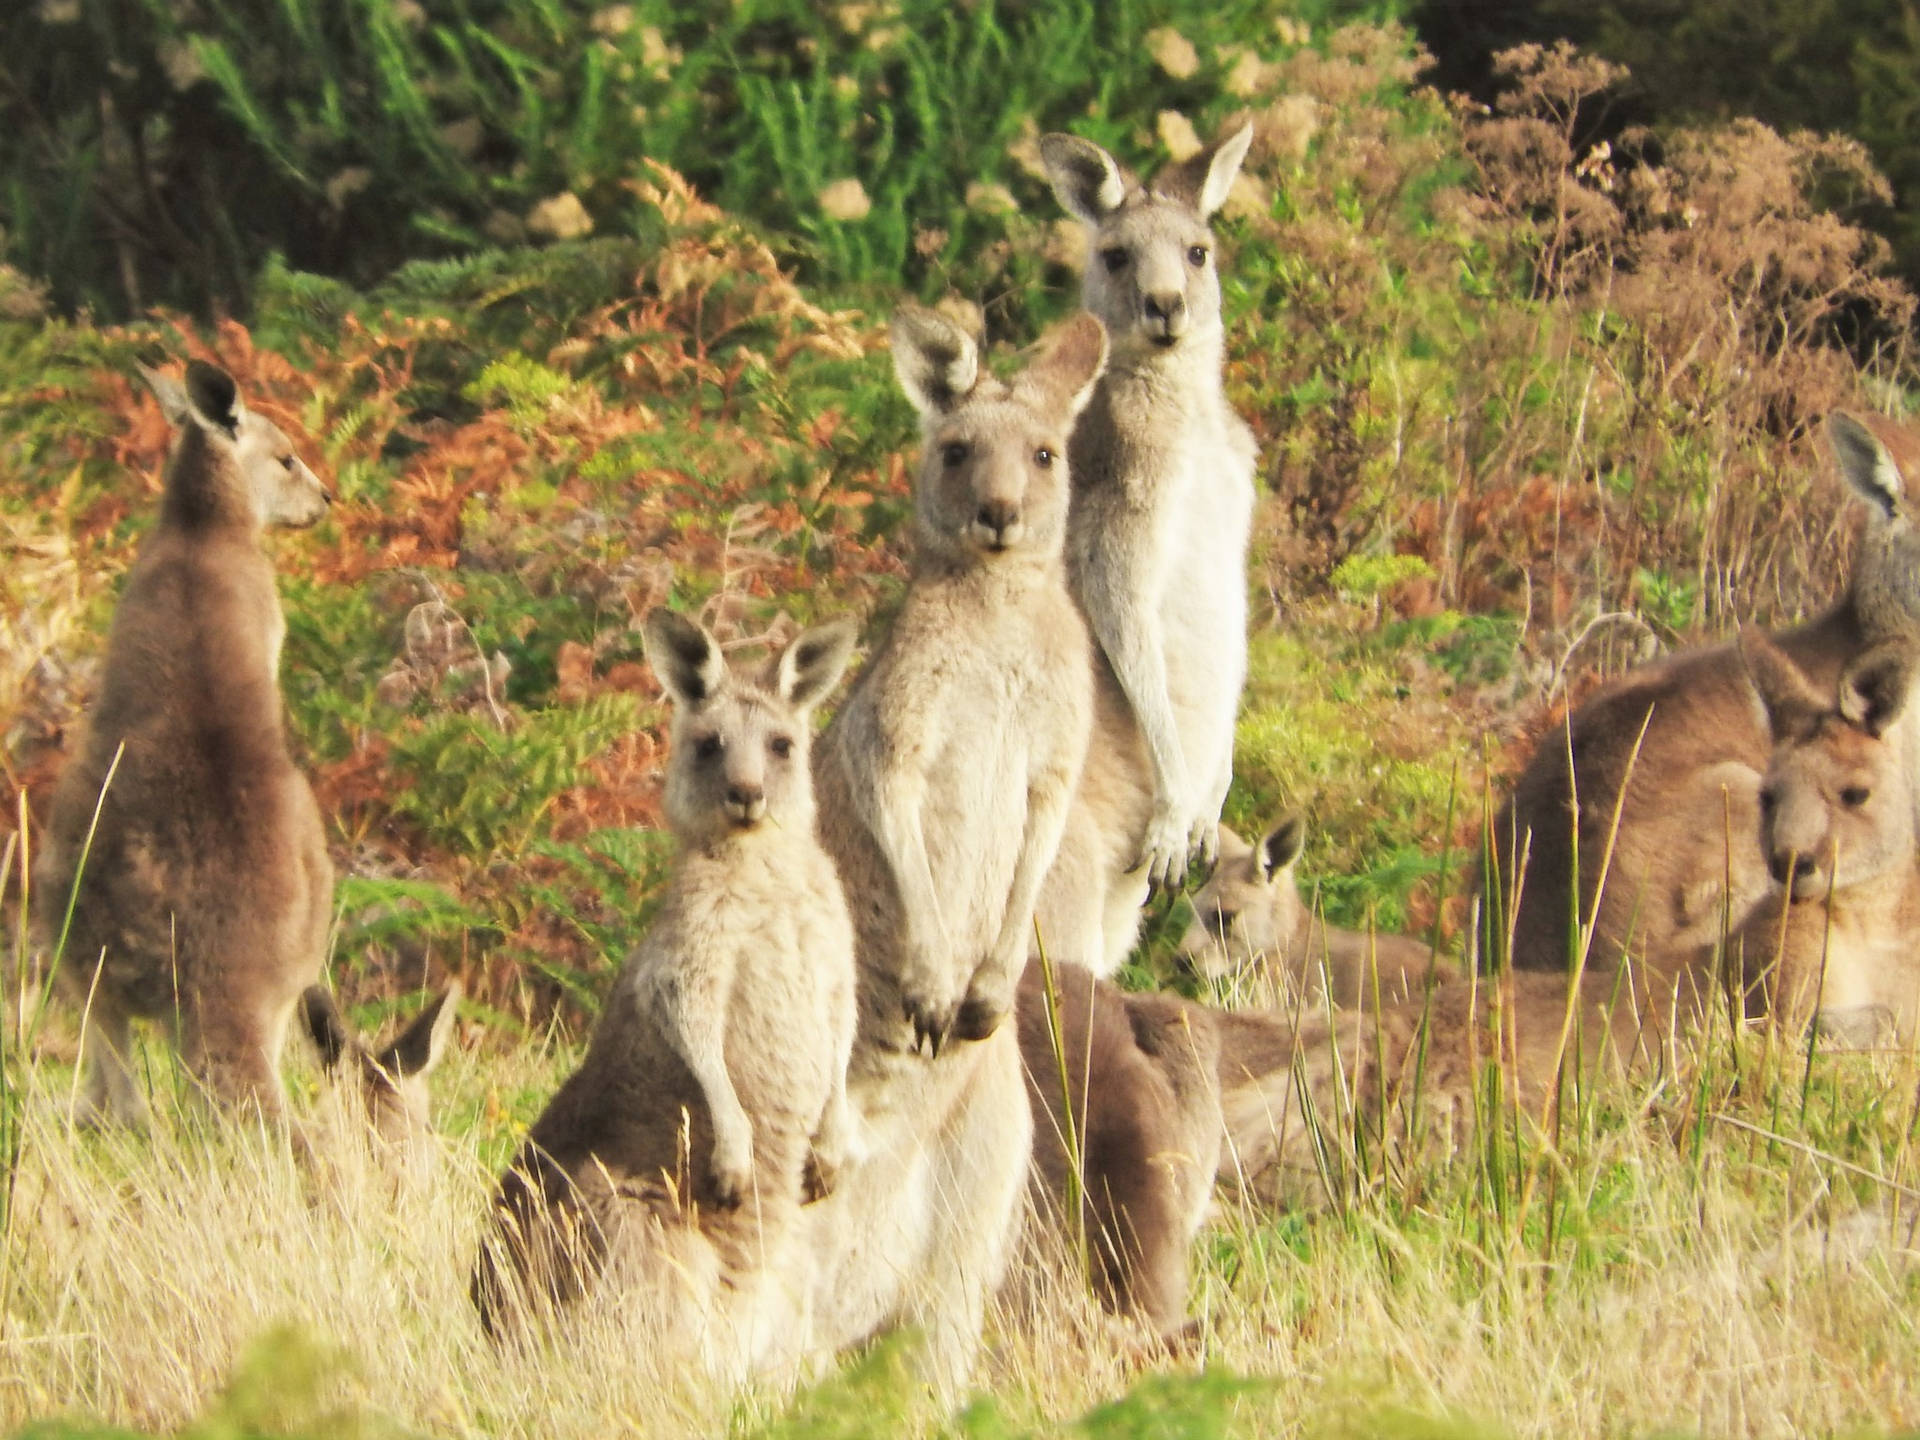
top-left (1142, 290), bottom-right (1186, 343)
top-left (972, 497), bottom-right (1024, 550)
top-left (725, 781), bottom-right (767, 825)
top-left (1768, 847), bottom-right (1819, 893)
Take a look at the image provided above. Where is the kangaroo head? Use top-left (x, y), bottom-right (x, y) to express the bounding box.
top-left (644, 607), bottom-right (857, 848)
top-left (1179, 816), bottom-right (1308, 981)
top-left (301, 983), bottom-right (460, 1149)
top-left (891, 306), bottom-right (1107, 566)
top-left (1039, 123), bottom-right (1252, 357)
top-left (1745, 627), bottom-right (1917, 904)
top-left (141, 360), bottom-right (331, 532)
top-left (1831, 411), bottom-right (1920, 643)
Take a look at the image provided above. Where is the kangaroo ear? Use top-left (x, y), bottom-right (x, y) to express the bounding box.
top-left (1017, 312), bottom-right (1107, 421)
top-left (643, 608), bottom-right (728, 707)
top-left (773, 618), bottom-right (859, 714)
top-left (137, 363), bottom-right (193, 427)
top-left (375, 983), bottom-right (461, 1080)
top-left (1039, 132), bottom-right (1129, 224)
top-left (1829, 412), bottom-right (1906, 521)
top-left (1740, 627), bottom-right (1828, 743)
top-left (1258, 813), bottom-right (1307, 881)
top-left (891, 305), bottom-right (979, 417)
top-left (184, 360), bottom-right (243, 436)
top-left (1839, 641), bottom-right (1916, 738)
top-left (1157, 121), bottom-right (1254, 218)
top-left (300, 986), bottom-right (355, 1072)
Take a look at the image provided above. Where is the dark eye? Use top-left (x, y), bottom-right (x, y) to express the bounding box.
top-left (942, 442), bottom-right (968, 467)
top-left (281, 455), bottom-right (296, 471)
top-left (694, 734), bottom-right (723, 762)
top-left (1842, 786), bottom-right (1871, 808)
top-left (769, 735), bottom-right (794, 759)
top-left (1210, 909), bottom-right (1238, 937)
top-left (1187, 245), bottom-right (1209, 267)
top-left (1034, 447), bottom-right (1054, 468)
top-left (1100, 247), bottom-right (1129, 273)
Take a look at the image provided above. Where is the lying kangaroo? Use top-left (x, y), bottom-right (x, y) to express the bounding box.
top-left (1736, 628), bottom-right (1920, 1045)
top-left (1015, 959), bottom-right (1221, 1343)
top-left (473, 610), bottom-right (858, 1376)
top-left (1180, 817), bottom-right (1446, 1005)
top-left (300, 982), bottom-right (461, 1155)
top-left (805, 308), bottom-right (1107, 1393)
top-left (33, 360), bottom-right (333, 1124)
top-left (1034, 121), bottom-right (1260, 976)
top-left (1492, 413), bottom-right (1920, 982)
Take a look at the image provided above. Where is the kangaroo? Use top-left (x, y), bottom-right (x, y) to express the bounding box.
top-left (472, 609), bottom-right (858, 1377)
top-left (1491, 412), bottom-right (1920, 984)
top-left (1014, 959), bottom-right (1221, 1344)
top-left (299, 982), bottom-right (461, 1155)
top-left (1180, 817), bottom-right (1448, 1005)
top-left (804, 307), bottom-right (1107, 1393)
top-left (32, 360), bottom-right (333, 1125)
top-left (1032, 122), bottom-right (1260, 978)
top-left (1735, 627), bottom-right (1920, 1046)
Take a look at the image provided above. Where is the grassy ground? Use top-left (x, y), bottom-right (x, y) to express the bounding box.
top-left (4, 12), bottom-right (1920, 1436)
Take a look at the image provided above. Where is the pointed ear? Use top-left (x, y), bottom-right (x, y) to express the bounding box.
top-left (1038, 132), bottom-right (1129, 224)
top-left (138, 363), bottom-right (193, 427)
top-left (1740, 627), bottom-right (1828, 743)
top-left (1829, 412), bottom-right (1906, 521)
top-left (772, 618), bottom-right (859, 714)
top-left (1258, 813), bottom-right (1307, 882)
top-left (1839, 641), bottom-right (1915, 738)
top-left (300, 986), bottom-right (355, 1072)
top-left (376, 983), bottom-right (461, 1080)
top-left (890, 305), bottom-right (979, 417)
top-left (643, 607), bottom-right (728, 707)
top-left (184, 359), bottom-right (242, 435)
top-left (1157, 121), bottom-right (1253, 218)
top-left (1015, 312), bottom-right (1107, 422)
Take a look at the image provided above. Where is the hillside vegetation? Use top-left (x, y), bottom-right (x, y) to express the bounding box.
top-left (2, 5), bottom-right (1918, 1436)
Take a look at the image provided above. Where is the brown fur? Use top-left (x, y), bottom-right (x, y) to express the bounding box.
top-left (299, 983), bottom-right (461, 1159)
top-left (32, 360), bottom-right (333, 1124)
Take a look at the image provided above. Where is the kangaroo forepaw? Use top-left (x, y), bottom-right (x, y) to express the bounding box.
top-left (951, 966), bottom-right (1014, 1043)
top-left (902, 993), bottom-right (958, 1059)
top-left (802, 1146), bottom-right (839, 1204)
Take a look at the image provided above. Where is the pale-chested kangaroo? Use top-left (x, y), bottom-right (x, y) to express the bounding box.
top-left (472, 610), bottom-right (857, 1375)
top-left (33, 360), bottom-right (333, 1124)
top-left (1033, 122), bottom-right (1260, 977)
top-left (1180, 817), bottom-right (1447, 1005)
top-left (805, 308), bottom-right (1107, 1393)
top-left (300, 982), bottom-right (461, 1158)
top-left (1735, 627), bottom-right (1920, 1046)
top-left (1015, 958), bottom-right (1221, 1344)
top-left (1493, 412), bottom-right (1920, 983)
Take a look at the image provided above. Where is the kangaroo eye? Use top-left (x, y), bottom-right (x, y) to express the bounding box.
top-left (1211, 909), bottom-right (1238, 936)
top-left (941, 442), bottom-right (968, 468)
top-left (1187, 245), bottom-right (1209, 267)
top-left (1034, 447), bottom-right (1054, 468)
top-left (694, 734), bottom-right (723, 762)
top-left (1100, 247), bottom-right (1129, 273)
top-left (769, 735), bottom-right (794, 759)
top-left (281, 455), bottom-right (296, 471)
top-left (1841, 786), bottom-right (1871, 808)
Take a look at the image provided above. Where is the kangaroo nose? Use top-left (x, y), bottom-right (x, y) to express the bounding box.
top-left (1769, 851), bottom-right (1817, 887)
top-left (1143, 291), bottom-right (1186, 324)
top-left (726, 783), bottom-right (764, 819)
top-left (977, 500), bottom-right (1018, 536)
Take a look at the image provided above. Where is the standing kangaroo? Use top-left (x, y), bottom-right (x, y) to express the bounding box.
top-left (1180, 817), bottom-right (1446, 1005)
top-left (472, 610), bottom-right (858, 1375)
top-left (1736, 628), bottom-right (1920, 1045)
top-left (33, 360), bottom-right (333, 1124)
top-left (805, 308), bottom-right (1107, 1393)
top-left (1492, 413), bottom-right (1920, 983)
top-left (1033, 122), bottom-right (1260, 977)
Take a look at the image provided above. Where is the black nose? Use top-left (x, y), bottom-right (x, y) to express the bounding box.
top-left (726, 784), bottom-right (762, 810)
top-left (1143, 292), bottom-right (1186, 323)
top-left (1769, 852), bottom-right (1816, 886)
top-left (976, 501), bottom-right (1018, 535)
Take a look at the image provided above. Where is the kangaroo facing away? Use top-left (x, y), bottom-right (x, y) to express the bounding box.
top-left (472, 610), bottom-right (858, 1376)
top-left (33, 360), bottom-right (333, 1124)
top-left (805, 308), bottom-right (1107, 1393)
top-left (1033, 122), bottom-right (1260, 978)
top-left (1180, 817), bottom-right (1448, 1006)
top-left (1735, 627), bottom-right (1920, 1046)
top-left (1491, 413), bottom-right (1920, 982)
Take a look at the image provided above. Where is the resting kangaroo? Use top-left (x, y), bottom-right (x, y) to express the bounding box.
top-left (300, 983), bottom-right (462, 1156)
top-left (33, 360), bottom-right (333, 1124)
top-left (805, 308), bottom-right (1107, 1392)
top-left (1736, 628), bottom-right (1920, 1046)
top-left (1180, 817), bottom-right (1446, 1005)
top-left (1033, 122), bottom-right (1260, 976)
top-left (472, 610), bottom-right (858, 1376)
top-left (1492, 413), bottom-right (1920, 982)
